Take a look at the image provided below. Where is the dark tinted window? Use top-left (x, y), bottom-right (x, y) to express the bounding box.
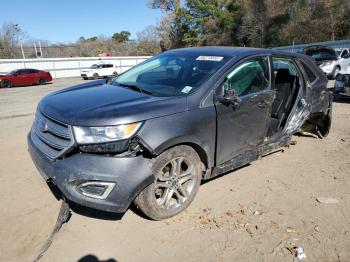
top-left (223, 57), bottom-right (270, 96)
top-left (18, 69), bottom-right (28, 75)
top-left (101, 64), bottom-right (113, 68)
top-left (300, 61), bottom-right (317, 83)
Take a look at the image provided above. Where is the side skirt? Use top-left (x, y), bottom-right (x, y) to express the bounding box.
top-left (207, 135), bottom-right (291, 180)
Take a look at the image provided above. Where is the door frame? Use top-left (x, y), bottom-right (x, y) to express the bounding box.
top-left (213, 54), bottom-right (274, 166)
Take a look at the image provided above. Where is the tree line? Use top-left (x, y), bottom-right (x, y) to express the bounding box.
top-left (151, 0), bottom-right (350, 50)
top-left (0, 0), bottom-right (349, 58)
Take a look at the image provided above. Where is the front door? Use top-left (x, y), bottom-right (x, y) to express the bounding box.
top-left (215, 56), bottom-right (274, 165)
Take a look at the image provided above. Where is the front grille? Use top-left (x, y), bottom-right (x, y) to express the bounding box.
top-left (81, 74), bottom-right (87, 77)
top-left (31, 111), bottom-right (74, 159)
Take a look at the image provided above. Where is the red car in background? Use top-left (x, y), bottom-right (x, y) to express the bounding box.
top-left (0, 69), bottom-right (53, 88)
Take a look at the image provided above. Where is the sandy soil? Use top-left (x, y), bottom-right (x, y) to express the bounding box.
top-left (0, 78), bottom-right (349, 262)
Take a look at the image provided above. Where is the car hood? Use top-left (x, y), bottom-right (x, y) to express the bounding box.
top-left (39, 80), bottom-right (188, 126)
top-left (304, 45), bottom-right (338, 62)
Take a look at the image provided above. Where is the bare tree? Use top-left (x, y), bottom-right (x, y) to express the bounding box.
top-left (0, 22), bottom-right (26, 58)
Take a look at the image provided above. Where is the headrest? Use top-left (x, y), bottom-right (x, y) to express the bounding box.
top-left (197, 61), bottom-right (214, 73)
top-left (275, 69), bottom-right (291, 84)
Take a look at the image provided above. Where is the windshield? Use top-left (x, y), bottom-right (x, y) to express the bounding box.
top-left (112, 52), bottom-right (230, 96)
top-left (7, 70), bottom-right (18, 75)
top-left (91, 64), bottom-right (99, 69)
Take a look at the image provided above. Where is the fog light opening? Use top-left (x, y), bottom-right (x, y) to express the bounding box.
top-left (78, 181), bottom-right (116, 200)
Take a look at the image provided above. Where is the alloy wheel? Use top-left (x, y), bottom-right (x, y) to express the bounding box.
top-left (154, 157), bottom-right (197, 211)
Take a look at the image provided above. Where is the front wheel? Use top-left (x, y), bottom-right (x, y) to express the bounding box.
top-left (134, 146), bottom-right (202, 220)
top-left (93, 73), bottom-right (99, 80)
top-left (1, 80), bottom-right (11, 88)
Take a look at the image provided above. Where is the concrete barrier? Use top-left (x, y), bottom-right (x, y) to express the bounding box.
top-left (0, 56), bottom-right (151, 78)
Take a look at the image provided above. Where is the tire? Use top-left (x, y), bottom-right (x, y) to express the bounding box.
top-left (1, 80), bottom-right (11, 88)
top-left (316, 98), bottom-right (332, 138)
top-left (93, 73), bottom-right (99, 80)
top-left (113, 71), bottom-right (118, 77)
top-left (83, 77), bottom-right (88, 80)
top-left (134, 145), bottom-right (202, 220)
top-left (38, 78), bottom-right (46, 85)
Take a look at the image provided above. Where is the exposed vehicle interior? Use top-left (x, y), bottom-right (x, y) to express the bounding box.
top-left (269, 58), bottom-right (301, 135)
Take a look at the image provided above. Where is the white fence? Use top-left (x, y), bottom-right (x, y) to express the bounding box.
top-left (0, 56), bottom-right (151, 78)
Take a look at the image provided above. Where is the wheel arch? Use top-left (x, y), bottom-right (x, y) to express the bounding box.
top-left (300, 95), bottom-right (332, 138)
top-left (146, 139), bottom-right (212, 171)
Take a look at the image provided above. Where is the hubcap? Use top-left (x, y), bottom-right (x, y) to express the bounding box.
top-left (154, 157), bottom-right (197, 211)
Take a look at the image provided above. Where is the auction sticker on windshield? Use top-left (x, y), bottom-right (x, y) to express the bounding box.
top-left (196, 56), bottom-right (224, 62)
top-left (181, 86), bottom-right (193, 94)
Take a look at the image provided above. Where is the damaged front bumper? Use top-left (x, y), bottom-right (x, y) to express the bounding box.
top-left (28, 134), bottom-right (154, 213)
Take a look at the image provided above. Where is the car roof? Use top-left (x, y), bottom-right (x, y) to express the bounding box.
top-left (167, 46), bottom-right (303, 59)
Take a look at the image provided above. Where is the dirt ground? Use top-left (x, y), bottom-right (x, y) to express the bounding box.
top-left (0, 78), bottom-right (349, 262)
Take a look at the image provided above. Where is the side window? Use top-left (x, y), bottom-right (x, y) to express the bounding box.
top-left (223, 57), bottom-right (270, 96)
top-left (300, 61), bottom-right (317, 83)
top-left (341, 49), bottom-right (348, 58)
top-left (273, 58), bottom-right (298, 76)
top-left (18, 69), bottom-right (28, 75)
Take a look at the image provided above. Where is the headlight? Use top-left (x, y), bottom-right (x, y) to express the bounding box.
top-left (73, 122), bottom-right (142, 144)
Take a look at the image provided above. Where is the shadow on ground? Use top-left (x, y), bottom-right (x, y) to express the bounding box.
top-left (78, 254), bottom-right (118, 262)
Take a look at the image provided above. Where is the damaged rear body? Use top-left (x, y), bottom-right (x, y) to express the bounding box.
top-left (28, 47), bottom-right (331, 214)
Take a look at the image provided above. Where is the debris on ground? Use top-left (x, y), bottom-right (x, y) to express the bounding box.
top-left (290, 140), bottom-right (298, 145)
top-left (314, 225), bottom-right (320, 232)
top-left (33, 200), bottom-right (71, 262)
top-left (287, 246), bottom-right (306, 260)
top-left (316, 197), bottom-right (339, 204)
top-left (253, 210), bottom-right (262, 216)
top-left (239, 203), bottom-right (246, 215)
top-left (286, 227), bottom-right (297, 233)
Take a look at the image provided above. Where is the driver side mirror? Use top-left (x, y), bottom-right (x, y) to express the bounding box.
top-left (217, 88), bottom-right (241, 108)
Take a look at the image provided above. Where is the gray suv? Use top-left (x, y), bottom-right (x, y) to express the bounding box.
top-left (28, 47), bottom-right (332, 220)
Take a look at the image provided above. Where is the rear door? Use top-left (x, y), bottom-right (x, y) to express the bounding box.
top-left (215, 56), bottom-right (274, 165)
top-left (27, 69), bottom-right (39, 84)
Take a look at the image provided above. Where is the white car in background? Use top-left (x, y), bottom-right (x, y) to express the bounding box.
top-left (303, 45), bottom-right (343, 79)
top-left (337, 48), bottom-right (350, 74)
top-left (81, 63), bottom-right (118, 80)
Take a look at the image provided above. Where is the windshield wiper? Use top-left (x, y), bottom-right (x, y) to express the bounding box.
top-left (116, 82), bottom-right (153, 95)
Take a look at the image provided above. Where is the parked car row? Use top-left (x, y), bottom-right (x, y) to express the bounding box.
top-left (0, 62), bottom-right (120, 88)
top-left (0, 69), bottom-right (53, 88)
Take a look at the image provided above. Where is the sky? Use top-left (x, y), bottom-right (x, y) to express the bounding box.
top-left (0, 0), bottom-right (163, 43)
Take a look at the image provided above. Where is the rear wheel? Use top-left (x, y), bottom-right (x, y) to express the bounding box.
top-left (1, 80), bottom-right (11, 88)
top-left (134, 145), bottom-right (202, 220)
top-left (38, 78), bottom-right (46, 85)
top-left (93, 73), bottom-right (99, 80)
